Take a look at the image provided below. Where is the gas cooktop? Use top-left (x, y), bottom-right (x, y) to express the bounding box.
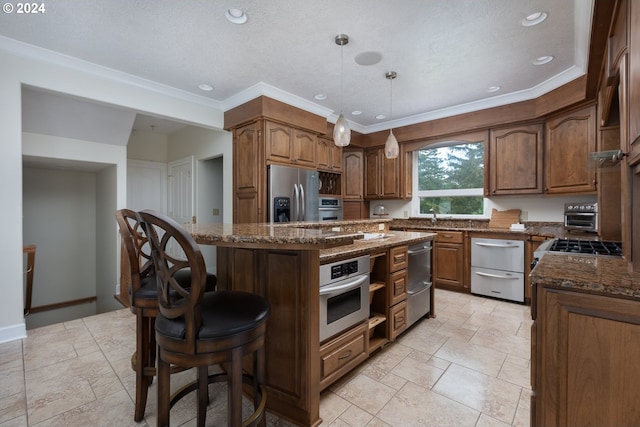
top-left (548, 239), bottom-right (623, 257)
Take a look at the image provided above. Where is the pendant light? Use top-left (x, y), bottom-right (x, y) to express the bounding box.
top-left (333, 34), bottom-right (351, 147)
top-left (384, 71), bottom-right (399, 159)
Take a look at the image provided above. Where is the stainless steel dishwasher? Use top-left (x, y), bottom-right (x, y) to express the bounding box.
top-left (471, 237), bottom-right (524, 302)
top-left (407, 241), bottom-right (432, 327)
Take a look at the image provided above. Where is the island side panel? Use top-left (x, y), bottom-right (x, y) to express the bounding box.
top-left (217, 246), bottom-right (321, 427)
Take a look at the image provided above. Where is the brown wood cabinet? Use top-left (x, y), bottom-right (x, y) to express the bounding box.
top-left (319, 321), bottom-right (368, 391)
top-left (233, 121), bottom-right (264, 224)
top-left (265, 121), bottom-right (317, 168)
top-left (343, 149), bottom-right (364, 200)
top-left (544, 105), bottom-right (597, 194)
top-left (433, 231), bottom-right (467, 291)
top-left (364, 148), bottom-right (399, 199)
top-left (369, 245), bottom-right (409, 352)
top-left (532, 285), bottom-right (640, 426)
top-left (489, 124), bottom-right (544, 195)
top-left (317, 137), bottom-right (343, 172)
top-left (598, 125), bottom-right (622, 241)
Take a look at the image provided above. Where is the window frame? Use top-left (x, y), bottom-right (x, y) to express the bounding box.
top-left (412, 139), bottom-right (488, 219)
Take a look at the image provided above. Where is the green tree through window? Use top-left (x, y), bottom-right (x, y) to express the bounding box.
top-left (416, 141), bottom-right (485, 216)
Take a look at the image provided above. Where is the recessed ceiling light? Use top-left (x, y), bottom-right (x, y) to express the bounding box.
top-left (521, 11), bottom-right (548, 27)
top-left (533, 55), bottom-right (554, 65)
top-left (225, 8), bottom-right (248, 24)
top-left (376, 114), bottom-right (386, 120)
top-left (352, 110), bottom-right (362, 116)
top-left (198, 83), bottom-right (214, 91)
top-left (487, 85), bottom-right (501, 92)
top-left (314, 93), bottom-right (327, 100)
top-left (354, 51), bottom-right (383, 66)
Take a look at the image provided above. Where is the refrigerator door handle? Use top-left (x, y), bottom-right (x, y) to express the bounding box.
top-left (300, 184), bottom-right (305, 221)
top-left (292, 184), bottom-right (300, 221)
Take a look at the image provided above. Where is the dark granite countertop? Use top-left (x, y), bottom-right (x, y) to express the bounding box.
top-left (530, 253), bottom-right (640, 301)
top-left (185, 222), bottom-right (361, 249)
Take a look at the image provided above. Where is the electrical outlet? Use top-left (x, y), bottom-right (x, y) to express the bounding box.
top-left (521, 210), bottom-right (528, 221)
top-left (212, 208), bottom-right (220, 216)
top-left (403, 210), bottom-right (409, 218)
top-left (378, 223), bottom-right (385, 231)
top-left (331, 227), bottom-right (341, 232)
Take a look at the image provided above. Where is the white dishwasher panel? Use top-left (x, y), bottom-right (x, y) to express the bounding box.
top-left (471, 238), bottom-right (524, 272)
top-left (470, 266), bottom-right (524, 302)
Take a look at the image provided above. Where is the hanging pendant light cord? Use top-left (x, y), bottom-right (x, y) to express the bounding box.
top-left (340, 43), bottom-right (344, 114)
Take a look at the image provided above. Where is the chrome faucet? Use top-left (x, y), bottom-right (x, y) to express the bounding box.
top-left (429, 208), bottom-right (437, 225)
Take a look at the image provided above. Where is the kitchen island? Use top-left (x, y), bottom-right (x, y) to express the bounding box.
top-left (184, 220), bottom-right (434, 426)
top-left (529, 253), bottom-right (640, 427)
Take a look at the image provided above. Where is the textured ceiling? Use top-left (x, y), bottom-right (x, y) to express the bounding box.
top-left (0, 0), bottom-right (593, 133)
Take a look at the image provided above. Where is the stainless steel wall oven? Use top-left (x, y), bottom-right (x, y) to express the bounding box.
top-left (319, 255), bottom-right (370, 342)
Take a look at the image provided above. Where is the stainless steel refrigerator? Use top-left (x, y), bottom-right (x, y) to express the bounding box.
top-left (268, 165), bottom-right (319, 222)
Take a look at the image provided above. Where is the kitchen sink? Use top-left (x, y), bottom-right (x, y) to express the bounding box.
top-left (360, 233), bottom-right (394, 240)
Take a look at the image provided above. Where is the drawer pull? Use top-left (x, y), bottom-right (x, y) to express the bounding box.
top-left (338, 350), bottom-right (352, 361)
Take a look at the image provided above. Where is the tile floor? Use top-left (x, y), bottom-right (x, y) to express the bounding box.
top-left (0, 289), bottom-right (532, 427)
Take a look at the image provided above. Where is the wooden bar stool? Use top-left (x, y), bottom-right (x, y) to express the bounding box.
top-left (116, 209), bottom-right (216, 421)
top-left (137, 209), bottom-right (269, 427)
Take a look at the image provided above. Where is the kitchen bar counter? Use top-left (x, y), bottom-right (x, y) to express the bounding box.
top-left (186, 221), bottom-right (433, 426)
top-left (184, 222), bottom-right (359, 249)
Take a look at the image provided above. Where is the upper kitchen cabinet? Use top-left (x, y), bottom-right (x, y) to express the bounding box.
top-left (233, 121), bottom-right (264, 224)
top-left (628, 0), bottom-right (640, 163)
top-left (225, 96), bottom-right (328, 224)
top-left (364, 148), bottom-right (412, 200)
top-left (489, 123), bottom-right (544, 195)
top-left (265, 121), bottom-right (317, 168)
top-left (544, 104), bottom-right (597, 194)
top-left (343, 149), bottom-right (364, 200)
top-left (317, 137), bottom-right (343, 172)
top-left (364, 148), bottom-right (399, 199)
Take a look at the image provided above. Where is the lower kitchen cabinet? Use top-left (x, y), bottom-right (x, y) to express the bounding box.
top-left (433, 231), bottom-right (467, 291)
top-left (389, 300), bottom-right (408, 341)
top-left (533, 285), bottom-right (640, 426)
top-left (319, 321), bottom-right (368, 391)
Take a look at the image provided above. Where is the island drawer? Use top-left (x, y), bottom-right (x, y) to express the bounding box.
top-left (389, 245), bottom-right (408, 272)
top-left (319, 321), bottom-right (369, 390)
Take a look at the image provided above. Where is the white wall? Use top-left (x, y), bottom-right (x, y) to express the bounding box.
top-left (22, 167), bottom-right (100, 329)
top-left (0, 45), bottom-right (226, 343)
top-left (167, 126), bottom-right (231, 273)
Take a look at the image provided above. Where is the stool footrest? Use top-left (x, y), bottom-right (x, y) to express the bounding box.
top-left (167, 371), bottom-right (267, 426)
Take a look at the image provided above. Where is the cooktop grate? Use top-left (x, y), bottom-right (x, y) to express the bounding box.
top-left (549, 239), bottom-right (623, 256)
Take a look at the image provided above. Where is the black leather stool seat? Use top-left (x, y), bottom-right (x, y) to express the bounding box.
top-left (156, 291), bottom-right (270, 340)
top-left (134, 269), bottom-right (217, 300)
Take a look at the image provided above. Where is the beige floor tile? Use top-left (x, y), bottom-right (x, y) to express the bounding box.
top-left (498, 359), bottom-right (531, 389)
top-left (432, 364), bottom-right (521, 424)
top-left (434, 339), bottom-right (506, 377)
top-left (29, 389), bottom-right (140, 427)
top-left (476, 413), bottom-right (512, 427)
top-left (334, 374), bottom-right (396, 415)
top-left (470, 327), bottom-right (530, 360)
top-left (0, 414), bottom-right (28, 427)
top-left (0, 393), bottom-right (26, 425)
top-left (319, 391), bottom-right (351, 425)
top-left (1, 290), bottom-right (533, 427)
top-left (25, 351), bottom-right (124, 425)
top-left (337, 405), bottom-right (374, 426)
top-left (377, 382), bottom-right (479, 427)
top-left (390, 354), bottom-right (445, 389)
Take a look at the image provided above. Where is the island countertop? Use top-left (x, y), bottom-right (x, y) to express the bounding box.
top-left (530, 253), bottom-right (640, 301)
top-left (184, 222), bottom-right (361, 249)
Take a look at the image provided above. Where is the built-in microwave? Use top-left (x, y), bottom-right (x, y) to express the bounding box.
top-left (564, 202), bottom-right (597, 232)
